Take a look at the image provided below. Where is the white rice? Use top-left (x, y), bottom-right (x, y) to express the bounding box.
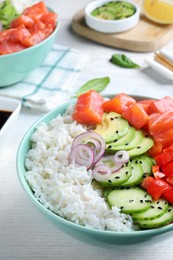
top-left (25, 105), bottom-right (135, 232)
top-left (11, 0), bottom-right (37, 13)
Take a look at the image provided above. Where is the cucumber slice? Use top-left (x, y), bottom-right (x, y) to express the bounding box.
top-left (107, 187), bottom-right (152, 214)
top-left (121, 160), bottom-right (144, 187)
top-left (135, 206), bottom-right (173, 229)
top-left (103, 187), bottom-right (113, 197)
top-left (132, 199), bottom-right (169, 220)
top-left (98, 161), bottom-right (132, 187)
top-left (134, 156), bottom-right (155, 177)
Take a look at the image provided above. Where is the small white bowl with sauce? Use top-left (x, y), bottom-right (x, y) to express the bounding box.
top-left (85, 0), bottom-right (140, 33)
top-left (0, 97), bottom-right (21, 152)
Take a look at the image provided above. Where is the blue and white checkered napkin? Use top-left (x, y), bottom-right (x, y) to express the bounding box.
top-left (0, 45), bottom-right (89, 111)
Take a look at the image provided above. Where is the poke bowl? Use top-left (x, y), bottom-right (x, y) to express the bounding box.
top-left (17, 90), bottom-right (173, 246)
top-left (0, 1), bottom-right (59, 87)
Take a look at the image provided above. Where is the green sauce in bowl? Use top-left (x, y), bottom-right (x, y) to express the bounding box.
top-left (91, 1), bottom-right (136, 20)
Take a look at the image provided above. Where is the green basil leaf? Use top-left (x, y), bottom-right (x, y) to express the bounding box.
top-left (110, 54), bottom-right (140, 69)
top-left (73, 77), bottom-right (110, 97)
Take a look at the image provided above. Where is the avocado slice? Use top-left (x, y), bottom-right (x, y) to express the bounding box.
top-left (106, 129), bottom-right (144, 153)
top-left (122, 160), bottom-right (144, 187)
top-left (106, 126), bottom-right (136, 149)
top-left (127, 136), bottom-right (154, 158)
top-left (133, 155), bottom-right (155, 177)
top-left (94, 112), bottom-right (129, 143)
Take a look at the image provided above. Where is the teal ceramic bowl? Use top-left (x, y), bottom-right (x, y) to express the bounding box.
top-left (16, 99), bottom-right (173, 246)
top-left (0, 13), bottom-right (59, 87)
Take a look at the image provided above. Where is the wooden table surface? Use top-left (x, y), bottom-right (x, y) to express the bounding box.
top-left (1, 1), bottom-right (173, 259)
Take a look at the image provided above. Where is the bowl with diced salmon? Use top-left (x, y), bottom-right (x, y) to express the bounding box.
top-left (0, 1), bottom-right (59, 87)
top-left (17, 86), bottom-right (173, 245)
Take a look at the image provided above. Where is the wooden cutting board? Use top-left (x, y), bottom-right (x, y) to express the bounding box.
top-left (72, 0), bottom-right (173, 52)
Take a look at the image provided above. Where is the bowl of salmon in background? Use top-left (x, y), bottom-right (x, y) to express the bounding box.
top-left (0, 1), bottom-right (59, 87)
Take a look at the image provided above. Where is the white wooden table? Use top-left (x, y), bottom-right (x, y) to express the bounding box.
top-left (1, 1), bottom-right (173, 259)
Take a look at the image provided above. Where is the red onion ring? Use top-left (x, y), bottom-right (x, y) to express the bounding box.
top-left (0, 22), bottom-right (2, 31)
top-left (71, 131), bottom-right (106, 164)
top-left (111, 162), bottom-right (123, 172)
top-left (96, 155), bottom-right (122, 173)
top-left (114, 150), bottom-right (130, 164)
top-left (69, 144), bottom-right (94, 170)
top-left (92, 164), bottom-right (112, 181)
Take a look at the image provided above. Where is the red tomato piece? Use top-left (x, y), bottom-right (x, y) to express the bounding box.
top-left (23, 1), bottom-right (48, 21)
top-left (137, 99), bottom-right (156, 114)
top-left (9, 25), bottom-right (31, 45)
top-left (154, 150), bottom-right (173, 167)
top-left (163, 188), bottom-right (173, 204)
top-left (161, 162), bottom-right (173, 177)
top-left (147, 179), bottom-right (171, 200)
top-left (41, 12), bottom-right (57, 28)
top-left (141, 176), bottom-right (155, 190)
top-left (72, 90), bottom-right (104, 125)
top-left (122, 103), bottom-right (149, 129)
top-left (102, 93), bottom-right (136, 114)
top-left (166, 174), bottom-right (173, 186)
top-left (149, 141), bottom-right (163, 157)
top-left (11, 15), bottom-right (34, 29)
top-left (163, 143), bottom-right (173, 153)
top-left (0, 40), bottom-right (26, 55)
top-left (152, 165), bottom-right (165, 179)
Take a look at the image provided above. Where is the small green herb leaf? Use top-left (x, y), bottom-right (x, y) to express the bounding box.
top-left (110, 54), bottom-right (140, 69)
top-left (74, 77), bottom-right (110, 97)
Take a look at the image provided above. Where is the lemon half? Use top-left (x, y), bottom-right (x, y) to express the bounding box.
top-left (143, 0), bottom-right (173, 24)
